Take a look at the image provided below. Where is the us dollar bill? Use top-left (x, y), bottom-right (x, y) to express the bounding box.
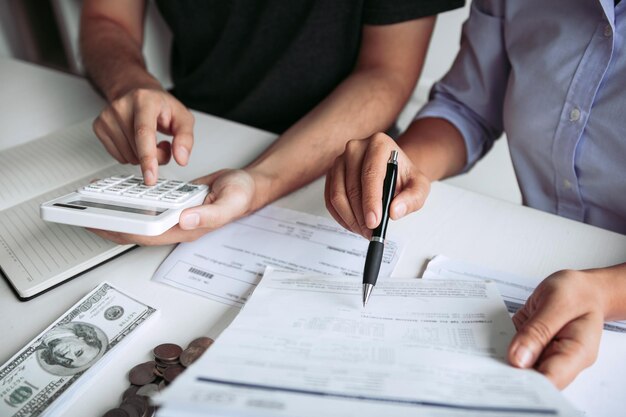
top-left (0, 282), bottom-right (157, 417)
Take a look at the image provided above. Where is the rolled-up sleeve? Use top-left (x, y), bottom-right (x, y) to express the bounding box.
top-left (415, 0), bottom-right (509, 171)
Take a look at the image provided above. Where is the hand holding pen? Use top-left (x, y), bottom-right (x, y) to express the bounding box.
top-left (324, 133), bottom-right (434, 300)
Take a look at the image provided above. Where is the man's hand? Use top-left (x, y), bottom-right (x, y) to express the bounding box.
top-left (89, 168), bottom-right (270, 245)
top-left (508, 270), bottom-right (605, 389)
top-left (325, 133), bottom-right (431, 238)
top-left (92, 87), bottom-right (195, 185)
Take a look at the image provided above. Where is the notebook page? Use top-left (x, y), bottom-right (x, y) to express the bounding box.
top-left (0, 120), bottom-right (115, 210)
top-left (0, 165), bottom-right (136, 295)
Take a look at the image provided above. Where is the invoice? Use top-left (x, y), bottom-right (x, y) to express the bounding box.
top-left (156, 269), bottom-right (577, 417)
top-left (152, 206), bottom-right (404, 307)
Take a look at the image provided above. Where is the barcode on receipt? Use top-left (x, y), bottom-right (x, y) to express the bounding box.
top-left (188, 267), bottom-right (213, 279)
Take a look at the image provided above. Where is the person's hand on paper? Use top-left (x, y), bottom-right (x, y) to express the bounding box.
top-left (88, 168), bottom-right (270, 245)
top-left (92, 87), bottom-right (195, 186)
top-left (507, 268), bottom-right (613, 389)
top-left (325, 133), bottom-right (431, 238)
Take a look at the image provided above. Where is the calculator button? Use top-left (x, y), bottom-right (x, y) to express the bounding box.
top-left (103, 187), bottom-right (126, 195)
top-left (122, 190), bottom-right (143, 196)
top-left (161, 195), bottom-right (184, 202)
top-left (142, 192), bottom-right (162, 200)
top-left (111, 174), bottom-right (133, 181)
top-left (177, 185), bottom-right (199, 193)
top-left (82, 185), bottom-right (103, 192)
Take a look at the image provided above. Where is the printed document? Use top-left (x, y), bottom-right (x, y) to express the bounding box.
top-left (156, 269), bottom-right (577, 417)
top-left (423, 255), bottom-right (626, 417)
top-left (152, 206), bottom-right (405, 307)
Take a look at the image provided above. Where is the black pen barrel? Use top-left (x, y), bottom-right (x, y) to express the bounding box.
top-left (372, 162), bottom-right (397, 239)
top-left (363, 240), bottom-right (384, 286)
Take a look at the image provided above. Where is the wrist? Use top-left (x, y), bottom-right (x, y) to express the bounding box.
top-left (585, 263), bottom-right (626, 321)
top-left (244, 166), bottom-right (277, 212)
top-left (107, 67), bottom-right (163, 102)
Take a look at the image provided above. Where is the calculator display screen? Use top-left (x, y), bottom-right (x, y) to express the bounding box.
top-left (63, 200), bottom-right (165, 216)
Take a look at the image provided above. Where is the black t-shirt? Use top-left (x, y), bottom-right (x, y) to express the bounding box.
top-left (156, 0), bottom-right (463, 133)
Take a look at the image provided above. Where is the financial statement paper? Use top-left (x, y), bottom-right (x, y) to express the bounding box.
top-left (424, 255), bottom-right (626, 417)
top-left (156, 269), bottom-right (577, 417)
top-left (152, 206), bottom-right (405, 307)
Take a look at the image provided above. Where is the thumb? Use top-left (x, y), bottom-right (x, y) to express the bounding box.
top-left (179, 173), bottom-right (252, 230)
top-left (508, 302), bottom-right (571, 369)
top-left (389, 175), bottom-right (430, 220)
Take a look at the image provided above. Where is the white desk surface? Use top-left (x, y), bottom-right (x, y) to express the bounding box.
top-left (1, 58), bottom-right (625, 416)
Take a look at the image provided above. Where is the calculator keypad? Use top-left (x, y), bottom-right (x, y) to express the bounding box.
top-left (78, 175), bottom-right (204, 205)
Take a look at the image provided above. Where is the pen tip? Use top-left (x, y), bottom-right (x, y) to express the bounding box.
top-left (362, 283), bottom-right (373, 308)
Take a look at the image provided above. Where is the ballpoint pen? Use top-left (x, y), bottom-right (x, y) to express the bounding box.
top-left (362, 150), bottom-right (398, 307)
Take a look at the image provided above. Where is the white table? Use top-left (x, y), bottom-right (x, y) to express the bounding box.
top-left (1, 58), bottom-right (625, 416)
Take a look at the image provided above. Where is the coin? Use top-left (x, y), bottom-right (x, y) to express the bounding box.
top-left (145, 405), bottom-right (157, 417)
top-left (180, 346), bottom-right (204, 367)
top-left (123, 395), bottom-right (149, 417)
top-left (188, 337), bottom-right (214, 350)
top-left (102, 408), bottom-right (131, 417)
top-left (128, 362), bottom-right (156, 386)
top-left (136, 383), bottom-right (160, 398)
top-left (122, 385), bottom-right (140, 401)
top-left (153, 343), bottom-right (182, 363)
top-left (119, 403), bottom-right (140, 417)
top-left (163, 364), bottom-right (185, 383)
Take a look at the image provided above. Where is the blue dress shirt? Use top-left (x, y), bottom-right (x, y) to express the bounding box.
top-left (417, 0), bottom-right (626, 234)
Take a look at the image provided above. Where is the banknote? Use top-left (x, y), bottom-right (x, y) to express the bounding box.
top-left (0, 282), bottom-right (157, 417)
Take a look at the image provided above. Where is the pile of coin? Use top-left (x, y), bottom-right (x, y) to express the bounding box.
top-left (101, 337), bottom-right (214, 417)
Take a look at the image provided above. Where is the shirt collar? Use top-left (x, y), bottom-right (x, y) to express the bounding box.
top-left (600, 0), bottom-right (616, 27)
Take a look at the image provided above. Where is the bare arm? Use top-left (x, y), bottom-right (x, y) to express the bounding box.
top-left (81, 0), bottom-right (159, 99)
top-left (246, 17), bottom-right (437, 210)
top-left (80, 0), bottom-right (194, 184)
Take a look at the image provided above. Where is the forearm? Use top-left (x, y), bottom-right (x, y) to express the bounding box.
top-left (396, 117), bottom-right (467, 181)
top-left (587, 262), bottom-right (626, 321)
top-left (246, 67), bottom-right (416, 208)
top-left (80, 16), bottom-right (161, 101)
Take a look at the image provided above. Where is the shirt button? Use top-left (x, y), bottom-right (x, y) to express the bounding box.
top-left (563, 179), bottom-right (572, 190)
top-left (604, 24), bottom-right (612, 37)
top-left (569, 108), bottom-right (581, 122)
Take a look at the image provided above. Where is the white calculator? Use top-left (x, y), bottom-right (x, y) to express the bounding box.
top-left (40, 174), bottom-right (209, 236)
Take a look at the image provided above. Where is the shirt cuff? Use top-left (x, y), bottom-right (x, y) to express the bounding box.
top-left (415, 96), bottom-right (490, 173)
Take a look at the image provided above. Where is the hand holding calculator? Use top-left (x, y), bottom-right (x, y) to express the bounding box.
top-left (41, 174), bottom-right (209, 236)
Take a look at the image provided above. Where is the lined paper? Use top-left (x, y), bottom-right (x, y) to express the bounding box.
top-left (0, 121), bottom-right (114, 210)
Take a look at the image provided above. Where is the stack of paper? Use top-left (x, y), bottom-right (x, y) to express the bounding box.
top-left (423, 255), bottom-right (626, 417)
top-left (156, 269), bottom-right (577, 416)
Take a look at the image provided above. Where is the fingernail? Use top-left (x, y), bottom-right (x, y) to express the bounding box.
top-left (144, 169), bottom-right (155, 184)
top-left (177, 146), bottom-right (189, 164)
top-left (394, 202), bottom-right (407, 218)
top-left (181, 213), bottom-right (200, 229)
top-left (366, 212), bottom-right (377, 228)
top-left (513, 345), bottom-right (534, 368)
